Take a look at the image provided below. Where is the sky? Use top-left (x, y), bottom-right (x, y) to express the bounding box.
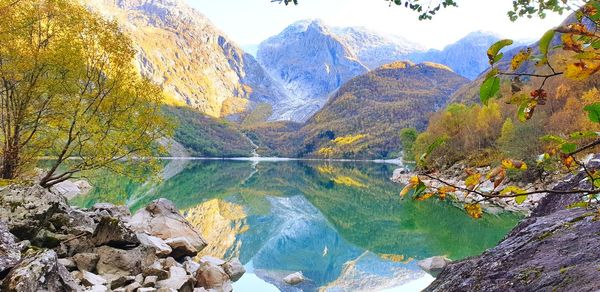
top-left (188, 0), bottom-right (567, 50)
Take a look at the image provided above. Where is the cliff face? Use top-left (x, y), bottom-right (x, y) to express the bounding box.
top-left (426, 155), bottom-right (600, 292)
top-left (257, 20), bottom-right (369, 122)
top-left (84, 0), bottom-right (287, 119)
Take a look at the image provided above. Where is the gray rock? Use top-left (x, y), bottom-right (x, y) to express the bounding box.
top-left (417, 256), bottom-right (451, 276)
top-left (0, 221), bottom-right (21, 275)
top-left (283, 272), bottom-right (304, 285)
top-left (88, 285), bottom-right (108, 292)
top-left (156, 266), bottom-right (194, 292)
top-left (124, 281), bottom-right (142, 292)
top-left (183, 259), bottom-right (200, 276)
top-left (222, 258), bottom-right (245, 282)
top-left (137, 233), bottom-right (172, 257)
top-left (95, 246), bottom-right (155, 277)
top-left (109, 275), bottom-right (136, 289)
top-left (164, 237), bottom-right (198, 259)
top-left (198, 256), bottom-right (225, 266)
top-left (92, 203), bottom-right (131, 221)
top-left (130, 199), bottom-right (207, 252)
top-left (143, 261), bottom-right (169, 281)
top-left (1, 250), bottom-right (81, 291)
top-left (138, 288), bottom-right (158, 292)
top-left (58, 257), bottom-right (77, 271)
top-left (81, 271), bottom-right (107, 287)
top-left (160, 257), bottom-right (181, 270)
top-left (427, 158), bottom-right (600, 292)
top-left (73, 252), bottom-right (100, 272)
top-left (143, 275), bottom-right (158, 287)
top-left (195, 262), bottom-right (231, 291)
top-left (92, 216), bottom-right (139, 248)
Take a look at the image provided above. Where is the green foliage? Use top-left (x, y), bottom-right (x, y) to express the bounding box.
top-left (399, 128), bottom-right (418, 161)
top-left (163, 106), bottom-right (255, 157)
top-left (584, 103), bottom-right (600, 123)
top-left (480, 76), bottom-right (501, 105)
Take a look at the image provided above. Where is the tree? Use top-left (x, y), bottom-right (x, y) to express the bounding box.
top-left (400, 128), bottom-right (418, 161)
top-left (0, 0), bottom-right (171, 187)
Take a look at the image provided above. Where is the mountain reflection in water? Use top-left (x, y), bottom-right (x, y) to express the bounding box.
top-left (72, 160), bottom-right (520, 291)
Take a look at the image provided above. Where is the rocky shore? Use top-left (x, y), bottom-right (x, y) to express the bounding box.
top-left (0, 184), bottom-right (245, 292)
top-left (424, 155), bottom-right (600, 291)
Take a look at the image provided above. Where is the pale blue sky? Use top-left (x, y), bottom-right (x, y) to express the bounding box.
top-left (188, 0), bottom-right (566, 50)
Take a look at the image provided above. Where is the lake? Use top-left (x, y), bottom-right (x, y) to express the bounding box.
top-left (71, 159), bottom-right (520, 292)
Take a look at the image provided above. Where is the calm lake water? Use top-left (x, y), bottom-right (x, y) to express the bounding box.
top-left (71, 159), bottom-right (520, 292)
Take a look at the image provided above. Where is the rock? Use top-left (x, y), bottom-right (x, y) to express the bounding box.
top-left (16, 240), bottom-right (30, 252)
top-left (160, 257), bottom-right (181, 269)
top-left (92, 203), bottom-right (131, 221)
top-left (58, 257), bottom-right (77, 271)
top-left (417, 256), bottom-right (451, 276)
top-left (137, 233), bottom-right (172, 257)
top-left (88, 285), bottom-right (109, 292)
top-left (156, 266), bottom-right (195, 292)
top-left (193, 288), bottom-right (208, 292)
top-left (81, 271), bottom-right (107, 287)
top-left (1, 250), bottom-right (81, 291)
top-left (183, 259), bottom-right (200, 275)
top-left (0, 185), bottom-right (69, 240)
top-left (75, 180), bottom-right (93, 195)
top-left (195, 262), bottom-right (231, 291)
top-left (92, 216), bottom-right (140, 248)
top-left (283, 272), bottom-right (305, 285)
top-left (124, 281), bottom-right (142, 292)
top-left (198, 256), bottom-right (225, 266)
top-left (0, 221), bottom-right (21, 275)
top-left (130, 199), bottom-right (207, 252)
top-left (109, 275), bottom-right (135, 289)
top-left (165, 237), bottom-right (198, 259)
top-left (138, 288), bottom-right (158, 292)
top-left (143, 275), bottom-right (158, 287)
top-left (95, 246), bottom-right (152, 277)
top-left (222, 258), bottom-right (245, 282)
top-left (51, 180), bottom-right (85, 200)
top-left (143, 261), bottom-right (169, 281)
top-left (73, 252), bottom-right (100, 272)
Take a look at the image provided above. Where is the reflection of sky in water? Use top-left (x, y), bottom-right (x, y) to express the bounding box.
top-left (72, 160), bottom-right (521, 291)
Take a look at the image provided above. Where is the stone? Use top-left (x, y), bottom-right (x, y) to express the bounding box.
top-left (110, 275), bottom-right (136, 289)
top-left (0, 222), bottom-right (21, 275)
top-left (92, 203), bottom-right (131, 221)
top-left (183, 259), bottom-right (201, 276)
top-left (198, 256), bottom-right (225, 266)
top-left (88, 285), bottom-right (109, 292)
top-left (137, 233), bottom-right (172, 257)
top-left (1, 250), bottom-right (81, 291)
top-left (143, 261), bottom-right (169, 281)
top-left (95, 246), bottom-right (144, 277)
top-left (58, 257), bottom-right (77, 271)
top-left (73, 252), bottom-right (100, 272)
top-left (138, 288), bottom-right (158, 292)
top-left (81, 271), bottom-right (108, 287)
top-left (417, 256), bottom-right (451, 276)
top-left (143, 275), bottom-right (158, 287)
top-left (16, 240), bottom-right (30, 252)
top-left (51, 180), bottom-right (84, 200)
top-left (156, 266), bottom-right (194, 292)
top-left (130, 199), bottom-right (207, 251)
top-left (165, 237), bottom-right (198, 259)
top-left (195, 262), bottom-right (230, 291)
top-left (124, 282), bottom-right (142, 292)
top-left (193, 288), bottom-right (208, 292)
top-left (283, 272), bottom-right (305, 285)
top-left (92, 216), bottom-right (140, 248)
top-left (160, 257), bottom-right (180, 270)
top-left (222, 258), bottom-right (245, 282)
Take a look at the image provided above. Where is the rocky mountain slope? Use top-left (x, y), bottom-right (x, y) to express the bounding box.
top-left (257, 20), bottom-right (369, 122)
top-left (408, 32), bottom-right (505, 80)
top-left (247, 61), bottom-right (469, 158)
top-left (83, 0), bottom-right (287, 119)
top-left (331, 26), bottom-right (424, 69)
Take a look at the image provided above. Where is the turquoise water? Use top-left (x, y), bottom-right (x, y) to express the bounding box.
top-left (72, 159), bottom-right (520, 291)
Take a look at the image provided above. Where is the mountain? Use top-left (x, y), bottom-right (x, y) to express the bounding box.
top-left (257, 20), bottom-right (369, 122)
top-left (83, 0), bottom-right (287, 119)
top-left (331, 26), bottom-right (425, 69)
top-left (247, 61), bottom-right (470, 159)
top-left (408, 32), bottom-right (506, 80)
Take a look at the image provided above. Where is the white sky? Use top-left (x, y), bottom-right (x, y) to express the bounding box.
top-left (188, 0), bottom-right (567, 50)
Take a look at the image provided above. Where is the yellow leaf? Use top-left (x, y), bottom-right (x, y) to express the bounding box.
top-left (501, 185), bottom-right (526, 196)
top-left (464, 203), bottom-right (483, 219)
top-left (565, 61), bottom-right (600, 81)
top-left (511, 48), bottom-right (532, 71)
top-left (415, 193), bottom-right (435, 201)
top-left (465, 173), bottom-right (482, 190)
top-left (502, 159), bottom-right (528, 171)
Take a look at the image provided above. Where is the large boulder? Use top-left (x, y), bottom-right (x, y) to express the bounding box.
top-left (165, 237), bottom-right (198, 259)
top-left (130, 199), bottom-right (207, 252)
top-left (91, 216), bottom-right (139, 248)
top-left (283, 272), bottom-right (304, 285)
top-left (222, 258), bottom-right (245, 282)
top-left (1, 250), bottom-right (81, 291)
top-left (0, 221), bottom-right (20, 276)
top-left (195, 262), bottom-right (232, 292)
top-left (95, 246), bottom-right (156, 277)
top-left (137, 233), bottom-right (172, 257)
